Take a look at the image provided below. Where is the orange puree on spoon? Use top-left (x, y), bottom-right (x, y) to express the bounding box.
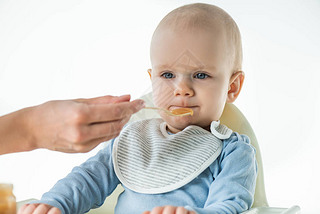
top-left (144, 107), bottom-right (193, 117)
top-left (170, 108), bottom-right (193, 116)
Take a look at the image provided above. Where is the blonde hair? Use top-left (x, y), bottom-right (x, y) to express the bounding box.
top-left (152, 3), bottom-right (243, 73)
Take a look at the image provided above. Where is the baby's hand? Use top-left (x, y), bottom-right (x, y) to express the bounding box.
top-left (18, 203), bottom-right (61, 214)
top-left (142, 205), bottom-right (196, 214)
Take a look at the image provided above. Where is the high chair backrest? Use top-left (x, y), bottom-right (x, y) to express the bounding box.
top-left (219, 102), bottom-right (268, 207)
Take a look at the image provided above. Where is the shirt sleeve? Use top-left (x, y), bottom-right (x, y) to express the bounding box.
top-left (185, 133), bottom-right (257, 214)
top-left (30, 140), bottom-right (120, 214)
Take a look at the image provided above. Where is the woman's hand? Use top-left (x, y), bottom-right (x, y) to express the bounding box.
top-left (18, 204), bottom-right (61, 214)
top-left (142, 206), bottom-right (196, 214)
top-left (0, 94), bottom-right (145, 154)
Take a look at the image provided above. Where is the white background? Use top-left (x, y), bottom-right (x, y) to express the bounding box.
top-left (0, 0), bottom-right (319, 213)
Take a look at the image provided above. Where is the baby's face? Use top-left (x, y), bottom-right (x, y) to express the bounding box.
top-left (150, 25), bottom-right (233, 133)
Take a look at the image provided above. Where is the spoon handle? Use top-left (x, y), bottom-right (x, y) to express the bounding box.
top-left (144, 107), bottom-right (170, 114)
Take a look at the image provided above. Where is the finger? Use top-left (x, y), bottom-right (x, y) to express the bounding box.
top-left (48, 207), bottom-right (61, 214)
top-left (33, 204), bottom-right (50, 214)
top-left (142, 212), bottom-right (151, 214)
top-left (20, 204), bottom-right (38, 214)
top-left (112, 95), bottom-right (132, 103)
top-left (176, 207), bottom-right (188, 214)
top-left (18, 204), bottom-right (28, 214)
top-left (151, 206), bottom-right (164, 214)
top-left (70, 136), bottom-right (112, 153)
top-left (84, 116), bottom-right (129, 141)
top-left (51, 138), bottom-right (101, 153)
top-left (162, 206), bottom-right (176, 214)
top-left (54, 129), bottom-right (117, 153)
top-left (87, 99), bottom-right (145, 123)
top-left (67, 116), bottom-right (127, 147)
top-left (77, 95), bottom-right (131, 105)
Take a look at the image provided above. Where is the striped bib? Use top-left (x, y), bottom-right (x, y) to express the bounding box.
top-left (112, 118), bottom-right (232, 194)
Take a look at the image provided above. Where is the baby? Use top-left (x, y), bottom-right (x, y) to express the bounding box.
top-left (19, 3), bottom-right (257, 214)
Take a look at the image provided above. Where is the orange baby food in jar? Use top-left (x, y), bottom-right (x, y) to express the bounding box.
top-left (0, 184), bottom-right (16, 214)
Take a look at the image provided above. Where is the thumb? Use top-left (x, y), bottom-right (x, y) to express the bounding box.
top-left (77, 94), bottom-right (131, 105)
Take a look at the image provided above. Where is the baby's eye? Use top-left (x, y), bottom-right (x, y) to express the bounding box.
top-left (194, 72), bottom-right (209, 79)
top-left (161, 72), bottom-right (175, 79)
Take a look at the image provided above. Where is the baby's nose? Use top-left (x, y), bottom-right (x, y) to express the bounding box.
top-left (173, 80), bottom-right (194, 97)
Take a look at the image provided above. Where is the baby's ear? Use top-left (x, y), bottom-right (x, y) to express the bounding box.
top-left (147, 69), bottom-right (152, 79)
top-left (227, 71), bottom-right (245, 103)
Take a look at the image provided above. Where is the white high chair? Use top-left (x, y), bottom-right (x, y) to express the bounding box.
top-left (86, 93), bottom-right (300, 214)
top-left (18, 93), bottom-right (300, 214)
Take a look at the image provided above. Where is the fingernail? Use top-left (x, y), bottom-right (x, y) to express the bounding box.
top-left (118, 94), bottom-right (130, 99)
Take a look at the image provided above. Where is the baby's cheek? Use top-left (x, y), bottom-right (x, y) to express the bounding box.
top-left (152, 80), bottom-right (174, 105)
top-left (153, 90), bottom-right (172, 108)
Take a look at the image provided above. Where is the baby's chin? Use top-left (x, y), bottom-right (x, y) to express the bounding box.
top-left (164, 117), bottom-right (192, 133)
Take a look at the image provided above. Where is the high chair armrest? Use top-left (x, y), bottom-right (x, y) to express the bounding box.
top-left (18, 199), bottom-right (300, 214)
top-left (242, 206), bottom-right (301, 214)
top-left (17, 198), bottom-right (113, 214)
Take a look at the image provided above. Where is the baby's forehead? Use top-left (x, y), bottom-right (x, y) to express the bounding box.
top-left (157, 20), bottom-right (226, 40)
top-left (156, 4), bottom-right (231, 35)
top-left (152, 50), bottom-right (218, 73)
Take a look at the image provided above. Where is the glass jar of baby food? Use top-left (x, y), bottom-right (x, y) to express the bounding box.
top-left (0, 183), bottom-right (16, 214)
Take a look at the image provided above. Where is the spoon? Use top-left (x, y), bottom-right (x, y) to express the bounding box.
top-left (144, 107), bottom-right (193, 117)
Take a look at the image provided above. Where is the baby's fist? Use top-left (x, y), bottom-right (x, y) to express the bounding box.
top-left (142, 205), bottom-right (196, 214)
top-left (18, 203), bottom-right (61, 214)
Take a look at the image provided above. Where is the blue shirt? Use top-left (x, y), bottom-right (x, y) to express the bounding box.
top-left (34, 132), bottom-right (257, 214)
